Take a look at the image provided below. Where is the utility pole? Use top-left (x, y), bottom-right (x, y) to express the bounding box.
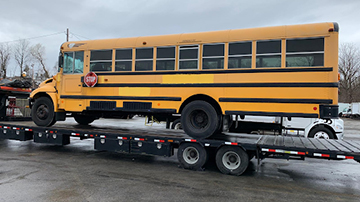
top-left (66, 28), bottom-right (69, 42)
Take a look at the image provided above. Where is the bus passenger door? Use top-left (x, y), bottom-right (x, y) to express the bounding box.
top-left (60, 51), bottom-right (84, 111)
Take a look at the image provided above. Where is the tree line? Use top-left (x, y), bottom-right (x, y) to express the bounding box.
top-left (0, 39), bottom-right (56, 83)
top-left (338, 43), bottom-right (360, 103)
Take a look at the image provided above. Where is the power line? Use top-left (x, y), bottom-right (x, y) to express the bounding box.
top-left (70, 32), bottom-right (91, 40)
top-left (0, 32), bottom-right (64, 44)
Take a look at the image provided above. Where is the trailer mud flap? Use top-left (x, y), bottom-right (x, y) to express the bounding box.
top-left (0, 127), bottom-right (33, 141)
top-left (33, 131), bottom-right (70, 145)
top-left (130, 141), bottom-right (172, 157)
top-left (94, 136), bottom-right (130, 153)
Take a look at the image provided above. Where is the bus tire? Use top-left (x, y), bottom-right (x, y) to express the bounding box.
top-left (74, 115), bottom-right (96, 125)
top-left (171, 118), bottom-right (182, 130)
top-left (181, 100), bottom-right (220, 139)
top-left (31, 97), bottom-right (56, 127)
top-left (178, 143), bottom-right (208, 170)
top-left (308, 126), bottom-right (334, 139)
top-left (216, 146), bottom-right (249, 176)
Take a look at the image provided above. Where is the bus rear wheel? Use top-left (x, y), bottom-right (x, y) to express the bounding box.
top-left (32, 97), bottom-right (56, 127)
top-left (181, 101), bottom-right (220, 139)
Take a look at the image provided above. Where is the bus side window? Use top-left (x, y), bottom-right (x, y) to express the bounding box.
top-left (286, 38), bottom-right (324, 67)
top-left (256, 40), bottom-right (281, 68)
top-left (90, 50), bottom-right (113, 72)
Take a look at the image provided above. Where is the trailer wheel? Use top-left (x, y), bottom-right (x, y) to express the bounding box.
top-left (308, 126), bottom-right (334, 139)
top-left (31, 97), bottom-right (56, 127)
top-left (74, 115), bottom-right (96, 125)
top-left (178, 143), bottom-right (208, 170)
top-left (216, 146), bottom-right (249, 176)
top-left (181, 101), bottom-right (220, 139)
top-left (171, 118), bottom-right (182, 130)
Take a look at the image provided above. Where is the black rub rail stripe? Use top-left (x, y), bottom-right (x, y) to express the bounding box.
top-left (94, 82), bottom-right (338, 88)
top-left (225, 111), bottom-right (319, 118)
top-left (93, 67), bottom-right (333, 76)
top-left (219, 98), bottom-right (333, 104)
top-left (60, 95), bottom-right (181, 101)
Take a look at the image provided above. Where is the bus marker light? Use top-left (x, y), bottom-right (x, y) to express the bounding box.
top-left (313, 107), bottom-right (317, 111)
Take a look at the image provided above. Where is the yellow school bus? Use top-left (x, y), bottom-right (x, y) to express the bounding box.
top-left (30, 22), bottom-right (339, 138)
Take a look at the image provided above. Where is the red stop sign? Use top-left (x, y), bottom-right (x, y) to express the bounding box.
top-left (84, 72), bottom-right (98, 87)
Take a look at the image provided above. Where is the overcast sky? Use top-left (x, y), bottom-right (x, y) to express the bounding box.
top-left (1, 0), bottom-right (360, 77)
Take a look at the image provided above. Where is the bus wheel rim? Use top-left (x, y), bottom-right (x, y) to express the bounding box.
top-left (222, 151), bottom-right (241, 170)
top-left (190, 110), bottom-right (209, 129)
top-left (183, 146), bottom-right (199, 164)
top-left (36, 104), bottom-right (49, 120)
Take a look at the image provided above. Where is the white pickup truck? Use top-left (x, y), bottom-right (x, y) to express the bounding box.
top-left (230, 116), bottom-right (344, 140)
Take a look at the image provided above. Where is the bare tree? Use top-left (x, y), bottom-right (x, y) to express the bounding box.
top-left (30, 43), bottom-right (50, 79)
top-left (14, 39), bottom-right (31, 76)
top-left (0, 43), bottom-right (11, 79)
top-left (338, 43), bottom-right (360, 103)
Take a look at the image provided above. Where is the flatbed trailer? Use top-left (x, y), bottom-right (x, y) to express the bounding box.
top-left (0, 120), bottom-right (359, 176)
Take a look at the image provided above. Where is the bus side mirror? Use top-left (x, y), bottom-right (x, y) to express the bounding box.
top-left (58, 53), bottom-right (64, 68)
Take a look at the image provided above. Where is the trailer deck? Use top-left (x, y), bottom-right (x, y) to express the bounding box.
top-left (0, 119), bottom-right (359, 175)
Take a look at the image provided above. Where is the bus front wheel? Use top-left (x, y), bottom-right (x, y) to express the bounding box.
top-left (31, 97), bottom-right (56, 127)
top-left (181, 100), bottom-right (220, 139)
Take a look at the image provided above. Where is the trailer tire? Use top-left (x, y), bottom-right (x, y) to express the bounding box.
top-left (181, 100), bottom-right (220, 139)
top-left (216, 146), bottom-right (249, 176)
top-left (178, 143), bottom-right (208, 170)
top-left (171, 118), bottom-right (182, 130)
top-left (31, 97), bottom-right (56, 127)
top-left (74, 115), bottom-right (96, 125)
top-left (308, 126), bottom-right (334, 139)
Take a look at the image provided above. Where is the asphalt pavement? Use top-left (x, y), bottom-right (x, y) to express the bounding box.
top-left (0, 117), bottom-right (359, 202)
